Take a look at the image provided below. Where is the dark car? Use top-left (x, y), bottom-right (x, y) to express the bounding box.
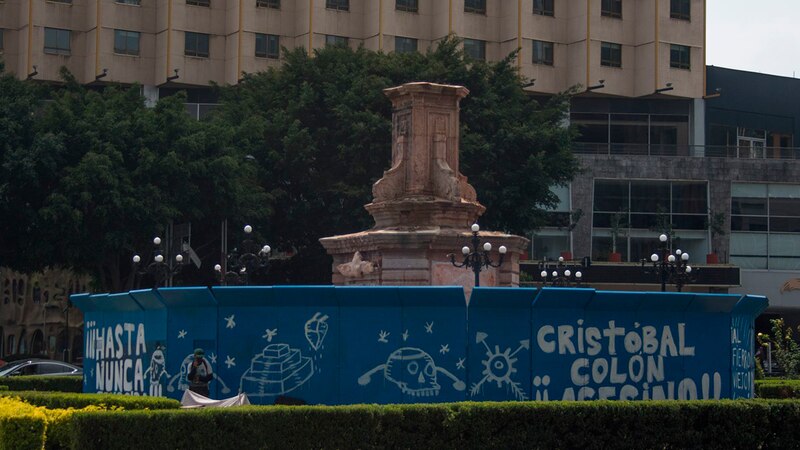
top-left (0, 359), bottom-right (83, 377)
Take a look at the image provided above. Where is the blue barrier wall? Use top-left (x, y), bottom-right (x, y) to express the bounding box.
top-left (72, 286), bottom-right (767, 404)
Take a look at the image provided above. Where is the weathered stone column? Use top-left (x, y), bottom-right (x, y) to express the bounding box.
top-left (320, 82), bottom-right (528, 289)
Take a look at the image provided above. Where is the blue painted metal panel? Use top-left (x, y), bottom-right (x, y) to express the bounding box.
top-left (75, 286), bottom-right (768, 404)
top-left (340, 287), bottom-right (403, 405)
top-left (163, 288), bottom-right (218, 401)
top-left (396, 287), bottom-right (467, 403)
top-left (730, 295), bottom-right (769, 399)
top-left (468, 288), bottom-right (536, 401)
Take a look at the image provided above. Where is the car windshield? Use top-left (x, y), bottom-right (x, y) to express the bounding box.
top-left (0, 362), bottom-right (27, 377)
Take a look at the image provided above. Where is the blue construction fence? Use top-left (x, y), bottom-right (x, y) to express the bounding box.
top-left (71, 286), bottom-right (767, 404)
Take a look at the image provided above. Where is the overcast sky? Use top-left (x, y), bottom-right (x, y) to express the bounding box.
top-left (707, 0), bottom-right (800, 78)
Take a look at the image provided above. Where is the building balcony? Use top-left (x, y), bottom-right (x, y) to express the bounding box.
top-left (572, 143), bottom-right (800, 159)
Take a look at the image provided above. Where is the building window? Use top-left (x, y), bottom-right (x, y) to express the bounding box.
top-left (533, 0), bottom-right (554, 16)
top-left (571, 112), bottom-right (690, 156)
top-left (255, 33), bottom-right (279, 59)
top-left (600, 41), bottom-right (621, 67)
top-left (670, 44), bottom-right (690, 70)
top-left (114, 30), bottom-right (140, 56)
top-left (325, 35), bottom-right (349, 47)
top-left (532, 40), bottom-right (553, 65)
top-left (592, 179), bottom-right (708, 262)
top-left (186, 0), bottom-right (210, 6)
top-left (670, 0), bottom-right (690, 20)
top-left (464, 0), bottom-right (486, 14)
top-left (116, 0), bottom-right (141, 4)
top-left (184, 32), bottom-right (210, 57)
top-left (533, 184), bottom-right (573, 260)
top-left (396, 0), bottom-right (417, 12)
top-left (731, 183), bottom-right (800, 269)
top-left (256, 0), bottom-right (279, 7)
top-left (44, 28), bottom-right (71, 55)
top-left (326, 0), bottom-right (349, 11)
top-left (601, 0), bottom-right (622, 18)
top-left (395, 36), bottom-right (418, 54)
top-left (463, 38), bottom-right (486, 61)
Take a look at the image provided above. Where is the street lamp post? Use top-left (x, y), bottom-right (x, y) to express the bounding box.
top-left (133, 236), bottom-right (188, 288)
top-left (215, 224), bottom-right (272, 286)
top-left (448, 223), bottom-right (507, 287)
top-left (641, 234), bottom-right (694, 292)
top-left (538, 256), bottom-right (585, 287)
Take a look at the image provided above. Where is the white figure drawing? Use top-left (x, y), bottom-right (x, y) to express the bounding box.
top-left (167, 353), bottom-right (232, 394)
top-left (358, 347), bottom-right (466, 397)
top-left (143, 344), bottom-right (170, 397)
top-left (470, 332), bottom-right (529, 401)
top-left (239, 343), bottom-right (314, 397)
top-left (533, 375), bottom-right (551, 401)
top-left (304, 312), bottom-right (329, 351)
top-left (378, 330), bottom-right (390, 343)
top-left (263, 328), bottom-right (278, 342)
top-left (177, 330), bottom-right (187, 339)
top-left (225, 314), bottom-right (236, 329)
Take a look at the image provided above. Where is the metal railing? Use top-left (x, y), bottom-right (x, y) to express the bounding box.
top-left (573, 143), bottom-right (800, 160)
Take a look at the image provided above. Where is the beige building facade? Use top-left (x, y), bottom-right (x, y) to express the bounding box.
top-left (1, 0), bottom-right (705, 100)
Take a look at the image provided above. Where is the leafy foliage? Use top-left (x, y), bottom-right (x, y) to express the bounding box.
top-left (211, 37), bottom-right (579, 282)
top-left (758, 318), bottom-right (800, 377)
top-left (65, 400), bottom-right (800, 450)
top-left (1, 37), bottom-right (579, 287)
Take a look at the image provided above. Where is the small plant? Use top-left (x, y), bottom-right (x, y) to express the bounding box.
top-left (706, 209), bottom-right (727, 254)
top-left (609, 210), bottom-right (627, 255)
top-left (758, 318), bottom-right (800, 378)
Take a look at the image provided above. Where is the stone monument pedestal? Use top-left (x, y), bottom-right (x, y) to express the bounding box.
top-left (320, 82), bottom-right (528, 289)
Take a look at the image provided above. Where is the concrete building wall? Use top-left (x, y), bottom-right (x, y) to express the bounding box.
top-left (0, 0), bottom-right (705, 100)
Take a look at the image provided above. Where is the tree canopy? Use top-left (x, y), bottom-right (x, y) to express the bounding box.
top-left (0, 37), bottom-right (579, 289)
top-left (210, 37), bottom-right (580, 282)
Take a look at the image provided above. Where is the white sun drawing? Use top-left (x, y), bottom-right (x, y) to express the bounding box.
top-left (469, 332), bottom-right (529, 401)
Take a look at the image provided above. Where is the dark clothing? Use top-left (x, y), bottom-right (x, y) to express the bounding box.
top-left (187, 358), bottom-right (213, 397)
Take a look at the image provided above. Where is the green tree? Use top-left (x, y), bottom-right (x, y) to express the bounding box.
top-left (2, 69), bottom-right (268, 291)
top-left (211, 36), bottom-right (580, 283)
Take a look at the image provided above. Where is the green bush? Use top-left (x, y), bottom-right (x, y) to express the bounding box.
top-left (66, 400), bottom-right (800, 450)
top-left (0, 376), bottom-right (82, 393)
top-left (756, 379), bottom-right (800, 398)
top-left (0, 397), bottom-right (47, 450)
top-left (0, 391), bottom-right (180, 410)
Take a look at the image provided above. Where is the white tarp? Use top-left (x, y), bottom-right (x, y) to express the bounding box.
top-left (180, 390), bottom-right (251, 408)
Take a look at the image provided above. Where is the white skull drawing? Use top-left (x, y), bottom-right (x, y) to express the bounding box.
top-left (384, 348), bottom-right (441, 397)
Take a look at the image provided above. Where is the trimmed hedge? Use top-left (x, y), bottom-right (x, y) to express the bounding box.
top-left (0, 391), bottom-right (180, 410)
top-left (756, 379), bottom-right (800, 398)
top-left (68, 400), bottom-right (800, 450)
top-left (0, 396), bottom-right (47, 450)
top-left (0, 376), bottom-right (82, 393)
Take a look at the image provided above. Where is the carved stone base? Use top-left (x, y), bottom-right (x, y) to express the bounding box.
top-left (365, 199), bottom-right (486, 230)
top-left (320, 228), bottom-right (528, 290)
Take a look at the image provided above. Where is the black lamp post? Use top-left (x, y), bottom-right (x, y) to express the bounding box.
top-left (448, 223), bottom-right (507, 287)
top-left (215, 224), bottom-right (272, 286)
top-left (641, 233), bottom-right (694, 292)
top-left (133, 236), bottom-right (188, 288)
top-left (538, 256), bottom-right (585, 287)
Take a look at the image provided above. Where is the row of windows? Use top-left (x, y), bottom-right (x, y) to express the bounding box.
top-left (596, 41), bottom-right (690, 70)
top-left (41, 0), bottom-right (693, 19)
top-left (41, 27), bottom-right (281, 59)
top-left (731, 183), bottom-right (800, 270)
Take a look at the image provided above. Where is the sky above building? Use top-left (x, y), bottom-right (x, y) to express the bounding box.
top-left (707, 0), bottom-right (800, 78)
